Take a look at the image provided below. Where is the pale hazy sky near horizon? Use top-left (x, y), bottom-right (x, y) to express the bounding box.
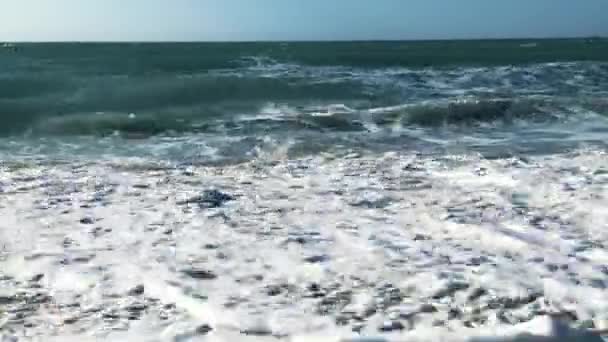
top-left (2, 0), bottom-right (607, 41)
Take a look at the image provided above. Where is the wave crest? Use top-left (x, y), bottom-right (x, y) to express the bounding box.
top-left (24, 97), bottom-right (601, 137)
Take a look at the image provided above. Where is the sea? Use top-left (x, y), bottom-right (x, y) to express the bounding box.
top-left (1, 40), bottom-right (608, 341)
top-left (1, 39), bottom-right (608, 163)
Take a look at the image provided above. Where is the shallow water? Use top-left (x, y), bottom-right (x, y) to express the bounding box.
top-left (2, 150), bottom-right (608, 341)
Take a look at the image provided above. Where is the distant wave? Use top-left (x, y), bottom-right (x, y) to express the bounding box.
top-left (520, 42), bottom-right (538, 48)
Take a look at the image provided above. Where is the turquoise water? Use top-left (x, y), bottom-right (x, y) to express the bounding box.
top-left (1, 39), bottom-right (608, 163)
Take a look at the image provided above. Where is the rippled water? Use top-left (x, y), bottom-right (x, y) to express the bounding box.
top-left (1, 40), bottom-right (608, 163)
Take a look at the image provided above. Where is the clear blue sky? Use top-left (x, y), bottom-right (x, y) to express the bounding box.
top-left (2, 0), bottom-right (607, 41)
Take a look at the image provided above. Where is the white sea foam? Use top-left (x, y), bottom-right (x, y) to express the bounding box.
top-left (1, 149), bottom-right (608, 341)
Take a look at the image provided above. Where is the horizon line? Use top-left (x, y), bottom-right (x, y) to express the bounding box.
top-left (2, 35), bottom-right (606, 44)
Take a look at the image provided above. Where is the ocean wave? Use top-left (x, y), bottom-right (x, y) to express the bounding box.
top-left (0, 74), bottom-right (371, 134)
top-left (2, 48), bottom-right (608, 137)
top-left (2, 60), bottom-right (606, 114)
top-left (31, 112), bottom-right (199, 137)
top-left (4, 40), bottom-right (608, 71)
top-left (369, 98), bottom-right (560, 126)
top-left (20, 96), bottom-right (606, 138)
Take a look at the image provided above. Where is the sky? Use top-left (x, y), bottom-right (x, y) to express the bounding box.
top-left (1, 0), bottom-right (607, 41)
